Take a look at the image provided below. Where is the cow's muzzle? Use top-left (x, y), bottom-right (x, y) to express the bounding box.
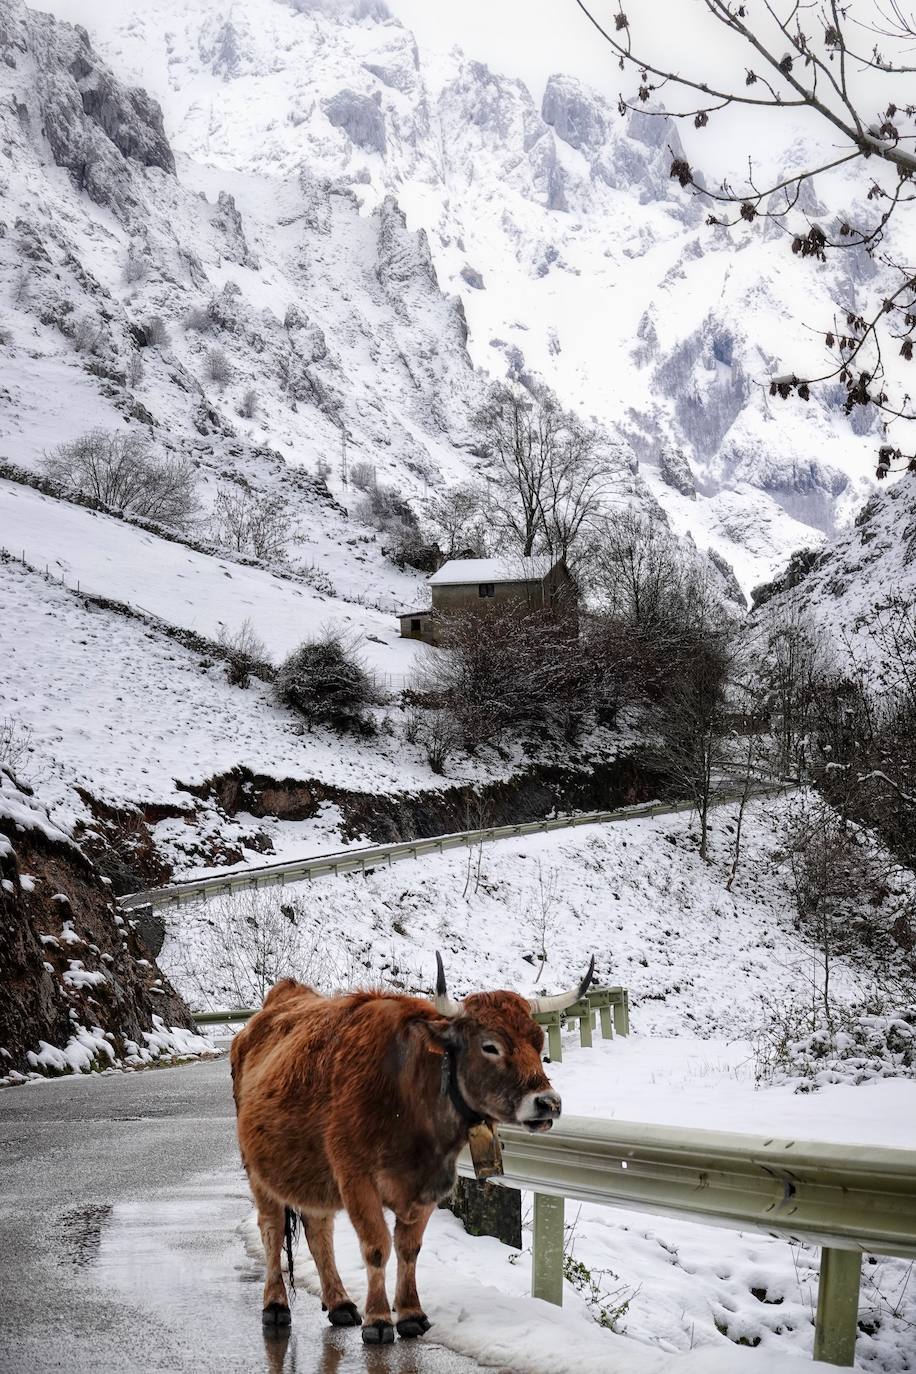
top-left (516, 1089), bottom-right (561, 1133)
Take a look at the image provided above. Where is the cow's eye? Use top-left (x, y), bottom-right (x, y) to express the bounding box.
top-left (481, 1042), bottom-right (501, 1056)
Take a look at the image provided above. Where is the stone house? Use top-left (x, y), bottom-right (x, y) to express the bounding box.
top-left (398, 555), bottom-right (577, 646)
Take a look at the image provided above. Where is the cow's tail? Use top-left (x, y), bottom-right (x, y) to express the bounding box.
top-left (284, 1207), bottom-right (299, 1296)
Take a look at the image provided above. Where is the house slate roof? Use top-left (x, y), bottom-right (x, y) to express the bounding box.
top-left (428, 555), bottom-right (557, 587)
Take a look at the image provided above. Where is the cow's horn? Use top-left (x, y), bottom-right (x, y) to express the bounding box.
top-left (528, 954), bottom-right (595, 1014)
top-left (434, 951), bottom-right (463, 1018)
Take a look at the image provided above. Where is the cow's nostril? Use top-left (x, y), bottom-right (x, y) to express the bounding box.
top-left (535, 1092), bottom-right (561, 1117)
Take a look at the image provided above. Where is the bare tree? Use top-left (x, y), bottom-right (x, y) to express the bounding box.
top-left (206, 346), bottom-right (232, 387)
top-left (576, 0), bottom-right (916, 475)
top-left (426, 482), bottom-right (487, 559)
top-left (211, 486), bottom-right (296, 563)
top-left (44, 430), bottom-right (198, 529)
top-left (756, 604), bottom-right (834, 779)
top-left (420, 604), bottom-right (591, 750)
top-left (475, 384), bottom-right (614, 558)
top-left (647, 633), bottom-right (734, 860)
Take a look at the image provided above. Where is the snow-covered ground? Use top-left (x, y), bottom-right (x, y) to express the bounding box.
top-left (160, 797), bottom-right (869, 1033)
top-left (254, 1037), bottom-right (913, 1372)
top-left (0, 477), bottom-right (425, 672)
top-left (0, 555), bottom-right (534, 833)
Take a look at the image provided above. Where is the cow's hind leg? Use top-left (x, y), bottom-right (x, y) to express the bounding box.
top-left (394, 1204), bottom-right (435, 1339)
top-left (302, 1213), bottom-right (360, 1328)
top-left (338, 1176), bottom-right (394, 1345)
top-left (252, 1185), bottom-right (290, 1326)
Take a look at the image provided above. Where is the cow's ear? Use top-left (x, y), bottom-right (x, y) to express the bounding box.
top-left (419, 1017), bottom-right (462, 1053)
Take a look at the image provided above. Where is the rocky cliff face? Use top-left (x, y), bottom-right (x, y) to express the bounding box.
top-left (0, 769), bottom-right (204, 1082)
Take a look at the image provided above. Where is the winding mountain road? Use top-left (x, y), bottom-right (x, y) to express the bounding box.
top-left (0, 1056), bottom-right (484, 1374)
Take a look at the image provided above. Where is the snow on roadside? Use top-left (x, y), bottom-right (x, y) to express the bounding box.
top-left (187, 796), bottom-right (915, 1367)
top-left (238, 1204), bottom-right (841, 1374)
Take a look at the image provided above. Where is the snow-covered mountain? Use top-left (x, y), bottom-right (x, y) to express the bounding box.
top-left (30, 0), bottom-right (903, 592)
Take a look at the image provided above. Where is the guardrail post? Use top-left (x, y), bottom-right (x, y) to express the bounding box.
top-left (813, 1248), bottom-right (860, 1367)
top-left (531, 1193), bottom-right (564, 1306)
top-left (612, 990), bottom-right (630, 1037)
top-left (578, 1010), bottom-right (592, 1048)
top-left (599, 1005), bottom-right (613, 1038)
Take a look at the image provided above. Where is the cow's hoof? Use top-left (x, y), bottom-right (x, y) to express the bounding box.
top-left (328, 1302), bottom-right (362, 1328)
top-left (362, 1320), bottom-right (395, 1345)
top-left (262, 1302), bottom-right (291, 1327)
top-left (397, 1315), bottom-right (431, 1339)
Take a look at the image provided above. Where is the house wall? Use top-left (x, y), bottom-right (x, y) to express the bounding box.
top-left (399, 612), bottom-right (438, 646)
top-left (431, 566), bottom-right (577, 617)
top-left (432, 579), bottom-right (546, 614)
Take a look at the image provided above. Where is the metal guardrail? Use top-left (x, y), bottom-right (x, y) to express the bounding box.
top-left (120, 790), bottom-right (781, 913)
top-left (458, 1117), bottom-right (916, 1367)
top-left (190, 988), bottom-right (629, 1064)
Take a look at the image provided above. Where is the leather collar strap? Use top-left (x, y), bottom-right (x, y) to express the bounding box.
top-left (442, 1046), bottom-right (485, 1127)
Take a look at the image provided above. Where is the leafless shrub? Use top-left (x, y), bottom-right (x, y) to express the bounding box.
top-left (216, 618), bottom-right (269, 688)
top-left (72, 316), bottom-right (106, 356)
top-left (211, 486), bottom-right (296, 563)
top-left (349, 460), bottom-right (375, 491)
top-left (169, 890), bottom-right (351, 1010)
top-left (126, 351), bottom-right (144, 388)
top-left (0, 717), bottom-right (34, 784)
top-left (238, 387), bottom-right (258, 419)
top-left (143, 316), bottom-right (169, 348)
top-left (123, 247), bottom-right (150, 285)
top-left (206, 346), bottom-right (232, 387)
top-left (44, 430), bottom-right (198, 529)
top-left (419, 711), bottom-right (458, 775)
top-left (185, 305), bottom-right (216, 333)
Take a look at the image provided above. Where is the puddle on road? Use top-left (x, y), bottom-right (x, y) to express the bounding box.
top-left (58, 1203), bottom-right (114, 1269)
top-left (84, 1167), bottom-right (481, 1373)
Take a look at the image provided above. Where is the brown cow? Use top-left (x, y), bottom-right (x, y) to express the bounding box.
top-left (231, 952), bottom-right (593, 1344)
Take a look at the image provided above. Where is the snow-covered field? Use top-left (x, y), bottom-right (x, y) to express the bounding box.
top-left (0, 477), bottom-right (425, 672)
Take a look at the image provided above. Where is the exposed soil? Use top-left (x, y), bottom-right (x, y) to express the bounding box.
top-left (180, 754), bottom-right (669, 845)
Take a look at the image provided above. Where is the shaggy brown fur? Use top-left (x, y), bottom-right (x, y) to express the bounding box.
top-left (231, 977), bottom-right (559, 1343)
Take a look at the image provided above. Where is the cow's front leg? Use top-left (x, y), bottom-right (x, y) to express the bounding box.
top-left (339, 1176), bottom-right (394, 1344)
top-left (252, 1186), bottom-right (290, 1326)
top-left (394, 1204), bottom-right (435, 1338)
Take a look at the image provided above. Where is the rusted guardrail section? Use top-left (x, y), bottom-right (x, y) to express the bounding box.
top-left (458, 1117), bottom-right (916, 1368)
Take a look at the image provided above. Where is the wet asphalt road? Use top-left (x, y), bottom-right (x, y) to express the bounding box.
top-left (0, 1056), bottom-right (484, 1374)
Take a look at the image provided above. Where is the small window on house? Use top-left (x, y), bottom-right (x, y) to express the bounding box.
top-left (478, 583), bottom-right (495, 598)
top-left (411, 618), bottom-right (421, 633)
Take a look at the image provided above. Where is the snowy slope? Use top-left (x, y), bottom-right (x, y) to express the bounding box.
top-left (37, 0), bottom-right (907, 591)
top-left (164, 796), bottom-right (916, 1369)
top-left (748, 469), bottom-right (916, 668)
top-left (0, 477), bottom-right (425, 670)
